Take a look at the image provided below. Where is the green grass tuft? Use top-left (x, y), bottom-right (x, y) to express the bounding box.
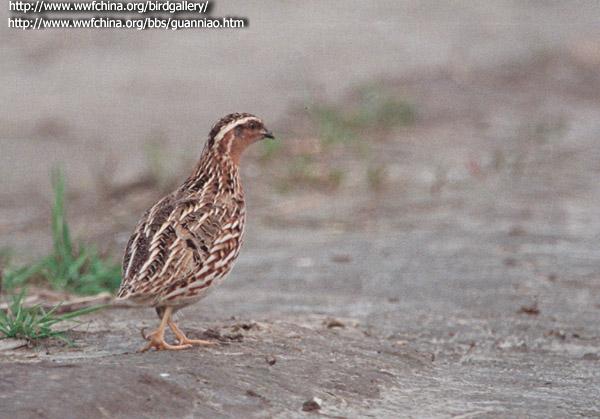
top-left (1, 261), bottom-right (47, 291)
top-left (310, 85), bottom-right (416, 147)
top-left (2, 170), bottom-right (121, 296)
top-left (353, 84), bottom-right (416, 128)
top-left (311, 105), bottom-right (358, 145)
top-left (0, 289), bottom-right (103, 343)
top-left (43, 170), bottom-right (122, 295)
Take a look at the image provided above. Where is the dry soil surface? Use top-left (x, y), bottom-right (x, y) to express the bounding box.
top-left (2, 2), bottom-right (600, 418)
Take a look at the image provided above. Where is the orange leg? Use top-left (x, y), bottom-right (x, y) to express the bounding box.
top-left (168, 318), bottom-right (217, 347)
top-left (139, 306), bottom-right (192, 352)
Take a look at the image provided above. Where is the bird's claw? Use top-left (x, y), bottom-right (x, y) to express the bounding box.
top-left (140, 327), bottom-right (150, 340)
top-left (138, 333), bottom-right (192, 352)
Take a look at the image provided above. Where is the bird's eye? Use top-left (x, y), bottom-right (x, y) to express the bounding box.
top-left (249, 122), bottom-right (257, 129)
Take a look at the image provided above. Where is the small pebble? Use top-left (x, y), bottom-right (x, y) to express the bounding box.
top-left (325, 318), bottom-right (345, 329)
top-left (302, 397), bottom-right (322, 412)
top-left (330, 254), bottom-right (352, 263)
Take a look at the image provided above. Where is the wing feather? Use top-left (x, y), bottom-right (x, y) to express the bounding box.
top-left (117, 189), bottom-right (245, 305)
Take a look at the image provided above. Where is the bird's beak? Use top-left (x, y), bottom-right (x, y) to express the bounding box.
top-left (261, 129), bottom-right (275, 139)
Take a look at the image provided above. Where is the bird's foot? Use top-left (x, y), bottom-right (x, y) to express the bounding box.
top-left (138, 331), bottom-right (192, 352)
top-left (168, 320), bottom-right (218, 347)
top-left (176, 336), bottom-right (217, 347)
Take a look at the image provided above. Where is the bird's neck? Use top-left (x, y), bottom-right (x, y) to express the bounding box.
top-left (182, 147), bottom-right (241, 195)
top-left (198, 146), bottom-right (239, 176)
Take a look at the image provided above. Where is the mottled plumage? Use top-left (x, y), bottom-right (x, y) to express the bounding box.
top-left (117, 113), bottom-right (273, 351)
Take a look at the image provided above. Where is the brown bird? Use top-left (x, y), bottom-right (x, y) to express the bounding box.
top-left (117, 113), bottom-right (274, 351)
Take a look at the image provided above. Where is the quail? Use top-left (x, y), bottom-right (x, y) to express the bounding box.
top-left (117, 113), bottom-right (274, 351)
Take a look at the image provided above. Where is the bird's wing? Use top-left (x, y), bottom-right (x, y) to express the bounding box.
top-left (159, 199), bottom-right (244, 302)
top-left (118, 194), bottom-right (178, 299)
top-left (117, 194), bottom-right (243, 302)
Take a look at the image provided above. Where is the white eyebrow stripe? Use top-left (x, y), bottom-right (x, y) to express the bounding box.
top-left (214, 117), bottom-right (260, 142)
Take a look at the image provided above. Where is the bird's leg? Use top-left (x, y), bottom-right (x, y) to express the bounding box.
top-left (139, 306), bottom-right (192, 352)
top-left (168, 318), bottom-right (217, 347)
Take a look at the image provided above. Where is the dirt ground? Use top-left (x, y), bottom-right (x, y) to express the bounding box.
top-left (2, 2), bottom-right (600, 418)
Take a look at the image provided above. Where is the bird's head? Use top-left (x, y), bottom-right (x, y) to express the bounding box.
top-left (206, 113), bottom-right (274, 164)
